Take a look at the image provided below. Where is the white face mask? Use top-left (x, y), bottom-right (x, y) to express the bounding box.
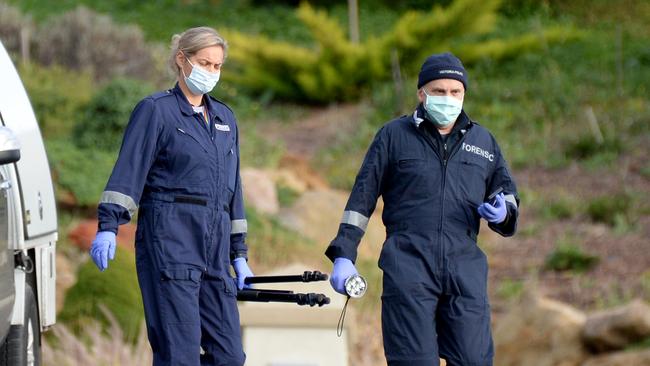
top-left (422, 90), bottom-right (463, 127)
top-left (183, 56), bottom-right (220, 96)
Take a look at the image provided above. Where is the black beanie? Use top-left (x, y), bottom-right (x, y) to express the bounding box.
top-left (417, 52), bottom-right (468, 90)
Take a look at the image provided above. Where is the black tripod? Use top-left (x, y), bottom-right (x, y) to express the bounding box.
top-left (236, 271), bottom-right (331, 307)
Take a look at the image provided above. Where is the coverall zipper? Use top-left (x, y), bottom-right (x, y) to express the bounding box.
top-left (415, 126), bottom-right (447, 272)
top-left (416, 125), bottom-right (471, 273)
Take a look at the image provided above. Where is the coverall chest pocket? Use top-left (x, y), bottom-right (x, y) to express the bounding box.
top-left (395, 158), bottom-right (431, 200)
top-left (170, 127), bottom-right (211, 185)
top-left (456, 156), bottom-right (489, 204)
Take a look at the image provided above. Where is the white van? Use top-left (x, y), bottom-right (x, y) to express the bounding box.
top-left (0, 41), bottom-right (57, 365)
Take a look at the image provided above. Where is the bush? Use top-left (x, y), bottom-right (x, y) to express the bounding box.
top-left (35, 6), bottom-right (154, 82)
top-left (277, 183), bottom-right (300, 207)
top-left (45, 78), bottom-right (152, 207)
top-left (44, 314), bottom-right (151, 366)
top-left (73, 78), bottom-right (154, 151)
top-left (223, 1), bottom-right (581, 103)
top-left (586, 192), bottom-right (633, 226)
top-left (18, 62), bottom-right (94, 138)
top-left (58, 246), bottom-right (144, 343)
top-left (497, 278), bottom-right (525, 301)
top-left (245, 207), bottom-right (316, 269)
top-left (46, 139), bottom-right (116, 207)
top-left (539, 198), bottom-right (577, 220)
top-left (564, 135), bottom-right (623, 160)
top-left (239, 127), bottom-right (285, 169)
top-left (0, 2), bottom-right (33, 55)
top-left (544, 242), bottom-right (599, 273)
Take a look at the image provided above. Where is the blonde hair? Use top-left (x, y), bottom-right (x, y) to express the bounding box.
top-left (168, 26), bottom-right (228, 76)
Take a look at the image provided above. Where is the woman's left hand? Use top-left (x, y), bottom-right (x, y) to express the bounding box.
top-left (232, 258), bottom-right (254, 290)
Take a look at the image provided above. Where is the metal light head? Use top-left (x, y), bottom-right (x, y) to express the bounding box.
top-left (344, 274), bottom-right (367, 298)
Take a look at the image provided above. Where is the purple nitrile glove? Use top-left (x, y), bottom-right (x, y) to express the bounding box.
top-left (478, 192), bottom-right (507, 224)
top-left (89, 231), bottom-right (116, 272)
top-left (232, 258), bottom-right (254, 290)
top-left (330, 257), bottom-right (358, 295)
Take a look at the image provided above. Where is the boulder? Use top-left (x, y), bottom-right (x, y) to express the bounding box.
top-left (494, 288), bottom-right (589, 366)
top-left (241, 168), bottom-right (280, 215)
top-left (272, 168), bottom-right (309, 194)
top-left (581, 349), bottom-right (650, 366)
top-left (68, 219), bottom-right (135, 252)
top-left (582, 299), bottom-right (650, 352)
top-left (278, 154), bottom-right (329, 190)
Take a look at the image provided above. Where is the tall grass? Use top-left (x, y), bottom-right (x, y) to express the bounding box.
top-left (44, 306), bottom-right (152, 366)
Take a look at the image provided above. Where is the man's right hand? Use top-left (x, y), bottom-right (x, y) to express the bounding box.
top-left (330, 257), bottom-right (358, 295)
top-left (90, 231), bottom-right (116, 271)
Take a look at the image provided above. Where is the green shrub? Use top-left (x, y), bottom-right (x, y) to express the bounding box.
top-left (73, 78), bottom-right (154, 151)
top-left (497, 278), bottom-right (525, 301)
top-left (239, 127), bottom-right (285, 169)
top-left (58, 246), bottom-right (144, 343)
top-left (539, 198), bottom-right (577, 220)
top-left (245, 207), bottom-right (316, 269)
top-left (315, 124), bottom-right (376, 190)
top-left (222, 0), bottom-right (581, 103)
top-left (625, 336), bottom-right (650, 351)
top-left (277, 183), bottom-right (300, 207)
top-left (46, 138), bottom-right (116, 207)
top-left (544, 242), bottom-right (599, 273)
top-left (564, 135), bottom-right (623, 160)
top-left (18, 62), bottom-right (94, 138)
top-left (42, 78), bottom-right (152, 207)
top-left (586, 192), bottom-right (633, 226)
top-left (641, 164), bottom-right (650, 179)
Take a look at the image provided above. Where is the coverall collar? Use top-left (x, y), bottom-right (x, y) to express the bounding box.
top-left (173, 83), bottom-right (198, 117)
top-left (172, 83), bottom-right (227, 124)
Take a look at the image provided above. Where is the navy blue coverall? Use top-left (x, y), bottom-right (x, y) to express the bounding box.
top-left (326, 106), bottom-right (519, 366)
top-left (97, 84), bottom-right (247, 366)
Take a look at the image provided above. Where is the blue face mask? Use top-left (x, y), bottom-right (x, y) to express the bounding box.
top-left (183, 56), bottom-right (220, 96)
top-left (422, 91), bottom-right (463, 127)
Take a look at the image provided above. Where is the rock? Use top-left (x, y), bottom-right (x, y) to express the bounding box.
top-left (278, 189), bottom-right (384, 260)
top-left (68, 219), bottom-right (136, 252)
top-left (241, 168), bottom-right (280, 215)
top-left (278, 154), bottom-right (329, 190)
top-left (272, 169), bottom-right (309, 194)
top-left (494, 288), bottom-right (589, 366)
top-left (581, 349), bottom-right (650, 366)
top-left (582, 299), bottom-right (650, 352)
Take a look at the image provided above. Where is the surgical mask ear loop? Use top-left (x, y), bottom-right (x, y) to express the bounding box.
top-left (337, 296), bottom-right (351, 337)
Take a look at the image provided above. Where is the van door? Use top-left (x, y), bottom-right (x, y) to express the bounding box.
top-left (0, 165), bottom-right (14, 332)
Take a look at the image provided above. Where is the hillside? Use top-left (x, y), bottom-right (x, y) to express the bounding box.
top-left (1, 0), bottom-right (649, 364)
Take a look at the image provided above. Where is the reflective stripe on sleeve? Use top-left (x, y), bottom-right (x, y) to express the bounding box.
top-left (231, 219), bottom-right (248, 234)
top-left (341, 210), bottom-right (369, 232)
top-left (504, 194), bottom-right (518, 209)
top-left (100, 191), bottom-right (138, 218)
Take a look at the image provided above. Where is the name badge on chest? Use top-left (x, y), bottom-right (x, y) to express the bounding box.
top-left (215, 123), bottom-right (230, 132)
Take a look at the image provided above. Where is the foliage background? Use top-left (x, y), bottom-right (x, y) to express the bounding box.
top-left (1, 0), bottom-right (649, 363)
